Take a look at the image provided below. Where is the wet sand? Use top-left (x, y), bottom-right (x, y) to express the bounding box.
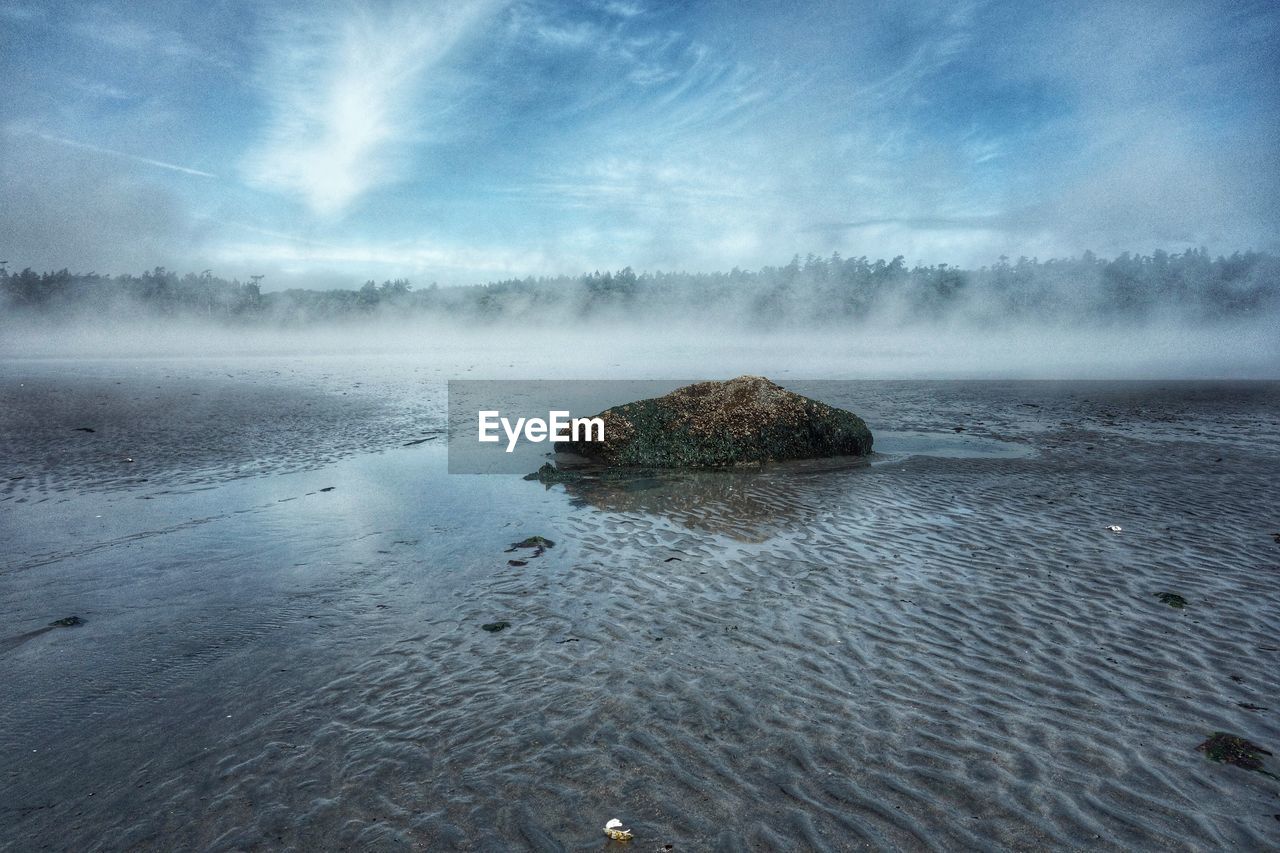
top-left (1, 361), bottom-right (1278, 850)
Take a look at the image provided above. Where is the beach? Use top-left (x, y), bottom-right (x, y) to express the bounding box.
top-left (2, 358), bottom-right (1278, 850)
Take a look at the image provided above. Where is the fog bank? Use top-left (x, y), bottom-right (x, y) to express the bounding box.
top-left (3, 250), bottom-right (1276, 378)
top-left (2, 315), bottom-right (1276, 380)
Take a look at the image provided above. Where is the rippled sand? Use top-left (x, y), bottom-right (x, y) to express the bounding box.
top-left (2, 363), bottom-right (1278, 850)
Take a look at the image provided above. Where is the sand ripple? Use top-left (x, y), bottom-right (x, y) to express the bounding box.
top-left (2, 377), bottom-right (1278, 850)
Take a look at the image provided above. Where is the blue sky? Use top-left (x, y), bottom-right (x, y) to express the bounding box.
top-left (1, 0), bottom-right (1277, 287)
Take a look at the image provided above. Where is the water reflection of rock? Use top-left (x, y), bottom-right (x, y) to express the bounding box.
top-left (538, 457), bottom-right (871, 542)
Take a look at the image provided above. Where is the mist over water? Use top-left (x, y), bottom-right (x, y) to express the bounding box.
top-left (4, 248), bottom-right (1276, 377)
top-left (3, 314), bottom-right (1276, 379)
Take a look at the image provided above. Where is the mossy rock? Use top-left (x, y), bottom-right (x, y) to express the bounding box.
top-left (560, 376), bottom-right (873, 467)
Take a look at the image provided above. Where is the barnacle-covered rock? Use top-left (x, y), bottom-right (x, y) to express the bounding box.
top-left (560, 376), bottom-right (872, 467)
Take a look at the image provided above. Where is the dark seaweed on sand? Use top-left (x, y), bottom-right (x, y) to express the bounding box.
top-left (504, 536), bottom-right (555, 560)
top-left (523, 463), bottom-right (582, 484)
top-left (1197, 733), bottom-right (1277, 778)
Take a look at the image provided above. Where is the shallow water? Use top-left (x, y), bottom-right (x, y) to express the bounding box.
top-left (2, 359), bottom-right (1279, 851)
top-left (872, 430), bottom-right (1034, 460)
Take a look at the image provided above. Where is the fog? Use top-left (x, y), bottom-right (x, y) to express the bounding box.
top-left (2, 249), bottom-right (1277, 378)
top-left (3, 2), bottom-right (1276, 384)
top-left (2, 313), bottom-right (1276, 381)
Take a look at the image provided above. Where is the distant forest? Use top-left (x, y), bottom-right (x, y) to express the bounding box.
top-left (2, 249), bottom-right (1277, 326)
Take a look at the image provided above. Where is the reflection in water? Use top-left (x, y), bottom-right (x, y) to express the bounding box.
top-left (536, 456), bottom-right (873, 542)
top-left (872, 430), bottom-right (1036, 460)
top-left (533, 430), bottom-right (1030, 541)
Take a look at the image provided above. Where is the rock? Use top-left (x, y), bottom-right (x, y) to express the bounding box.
top-left (523, 463), bottom-right (582, 484)
top-left (1155, 592), bottom-right (1187, 608)
top-left (482, 621), bottom-right (511, 633)
top-left (508, 536), bottom-right (555, 551)
top-left (560, 376), bottom-right (872, 467)
top-left (48, 616), bottom-right (84, 627)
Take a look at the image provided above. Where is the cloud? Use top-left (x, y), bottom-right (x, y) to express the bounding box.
top-left (243, 0), bottom-right (498, 217)
top-left (69, 6), bottom-right (234, 70)
top-left (0, 2), bottom-right (41, 22)
top-left (977, 0), bottom-right (1280, 257)
top-left (0, 130), bottom-right (206, 272)
top-left (505, 1), bottom-right (693, 92)
top-left (210, 237), bottom-right (570, 284)
top-left (65, 77), bottom-right (136, 101)
top-left (2, 0), bottom-right (1274, 284)
top-left (463, 1), bottom-right (1006, 271)
top-left (596, 0), bottom-right (645, 18)
top-left (13, 128), bottom-right (217, 177)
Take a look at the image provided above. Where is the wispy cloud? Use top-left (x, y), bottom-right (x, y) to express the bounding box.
top-left (596, 0), bottom-right (645, 18)
top-left (0, 2), bottom-right (41, 22)
top-left (14, 127), bottom-right (217, 177)
top-left (243, 1), bottom-right (498, 217)
top-left (65, 77), bottom-right (136, 101)
top-left (513, 2), bottom-right (697, 91)
top-left (1, 0), bottom-right (1274, 282)
top-left (212, 237), bottom-right (568, 283)
top-left (69, 7), bottom-right (234, 70)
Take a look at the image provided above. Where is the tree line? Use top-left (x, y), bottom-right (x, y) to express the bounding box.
top-left (1, 248), bottom-right (1276, 326)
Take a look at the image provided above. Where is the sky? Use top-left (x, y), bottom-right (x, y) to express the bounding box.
top-left (1, 0), bottom-right (1277, 288)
